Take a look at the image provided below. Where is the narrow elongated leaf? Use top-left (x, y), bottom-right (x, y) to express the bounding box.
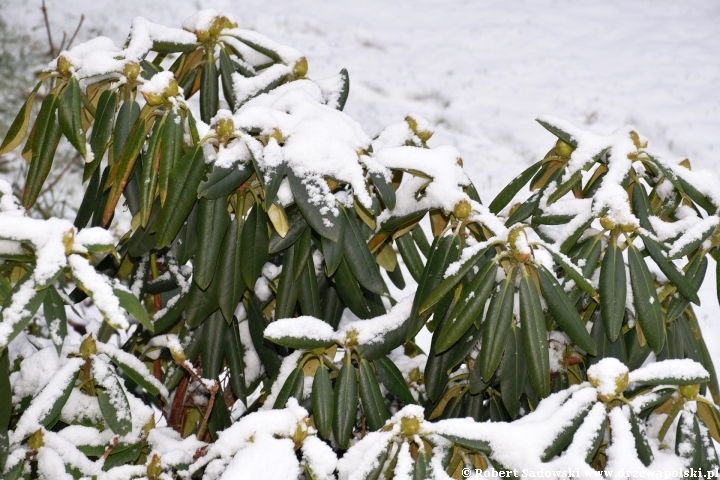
top-left (246, 296), bottom-right (281, 377)
top-left (75, 164), bottom-right (102, 229)
top-left (217, 218), bottom-right (246, 320)
top-left (293, 227), bottom-right (312, 281)
top-left (114, 288), bottom-right (153, 332)
top-left (184, 277), bottom-right (220, 328)
top-left (478, 268), bottom-right (516, 381)
top-left (519, 265), bottom-right (550, 399)
top-left (198, 162), bottom-right (253, 199)
top-left (333, 258), bottom-right (371, 319)
top-left (697, 401), bottom-right (720, 443)
top-left (421, 244), bottom-right (490, 313)
top-left (629, 408), bottom-right (653, 466)
top-left (138, 114), bottom-right (165, 226)
top-left (344, 209), bottom-right (386, 294)
top-left (627, 242), bottom-right (665, 354)
top-left (240, 205), bottom-right (270, 289)
top-left (641, 234), bottom-right (699, 304)
top-left (287, 169), bottom-right (342, 241)
top-left (43, 287), bottom-right (67, 354)
top-left (537, 265), bottom-right (596, 355)
top-left (374, 356), bottom-right (415, 405)
top-left (194, 197), bottom-right (230, 290)
top-left (0, 350), bottom-right (9, 472)
top-left (540, 404), bottom-right (592, 461)
top-left (600, 236), bottom-right (626, 341)
top-left (270, 207), bottom-right (308, 254)
top-left (312, 365), bottom-right (333, 438)
top-left (219, 47), bottom-right (237, 110)
top-left (667, 255), bottom-right (706, 322)
top-left (200, 56), bottom-right (219, 123)
top-left (436, 261), bottom-right (498, 353)
top-left (676, 412), bottom-right (702, 469)
top-left (225, 318), bottom-right (247, 402)
top-left (396, 232), bottom-right (424, 283)
top-left (489, 160), bottom-right (542, 214)
top-left (407, 235), bottom-right (459, 341)
top-left (669, 221), bottom-right (716, 260)
top-left (98, 376), bottom-right (132, 435)
top-left (23, 94), bottom-right (61, 209)
top-left (0, 84), bottom-right (38, 155)
top-left (201, 310), bottom-right (227, 380)
top-left (369, 170), bottom-right (396, 210)
top-left (159, 108), bottom-right (184, 205)
top-left (500, 326), bottom-right (525, 419)
top-left (333, 358), bottom-right (358, 449)
top-left (274, 367), bottom-right (305, 409)
top-left (336, 68), bottom-right (350, 110)
top-left (112, 100), bottom-right (140, 163)
top-left (103, 115), bottom-right (149, 225)
top-left (275, 241), bottom-right (301, 320)
top-left (156, 145), bottom-right (206, 247)
top-left (58, 77), bottom-right (86, 157)
top-left (359, 359), bottom-right (390, 431)
top-left (540, 245), bottom-right (596, 296)
top-left (298, 256), bottom-right (322, 318)
top-left (573, 235), bottom-right (603, 278)
top-left (631, 183), bottom-right (655, 234)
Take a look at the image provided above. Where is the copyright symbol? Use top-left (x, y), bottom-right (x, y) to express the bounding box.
top-left (462, 467), bottom-right (471, 477)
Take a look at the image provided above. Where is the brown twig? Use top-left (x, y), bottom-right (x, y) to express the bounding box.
top-left (66, 15), bottom-right (85, 50)
top-left (103, 437), bottom-right (119, 459)
top-left (39, 154), bottom-right (77, 197)
top-left (196, 382), bottom-right (220, 440)
top-left (168, 374), bottom-right (189, 433)
top-left (40, 0), bottom-right (56, 57)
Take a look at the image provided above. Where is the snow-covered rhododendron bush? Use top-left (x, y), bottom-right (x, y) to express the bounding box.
top-left (2, 9), bottom-right (720, 480)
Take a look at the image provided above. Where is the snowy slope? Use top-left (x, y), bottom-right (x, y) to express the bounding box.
top-left (5, 0), bottom-right (720, 365)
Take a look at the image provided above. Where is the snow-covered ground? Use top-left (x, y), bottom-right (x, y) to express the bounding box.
top-left (5, 0), bottom-right (720, 365)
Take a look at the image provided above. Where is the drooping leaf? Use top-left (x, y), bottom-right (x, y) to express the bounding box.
top-left (600, 236), bottom-right (626, 342)
top-left (98, 375), bottom-right (133, 436)
top-left (194, 196), bottom-right (231, 290)
top-left (58, 77), bottom-right (86, 158)
top-left (311, 365), bottom-right (333, 439)
top-left (333, 358), bottom-right (358, 449)
top-left (627, 242), bottom-right (665, 354)
top-left (240, 204), bottom-right (270, 289)
top-left (519, 265), bottom-right (550, 399)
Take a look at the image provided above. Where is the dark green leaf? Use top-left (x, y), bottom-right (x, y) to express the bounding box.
top-left (98, 375), bottom-right (132, 435)
top-left (343, 209), bottom-right (387, 294)
top-left (247, 296), bottom-right (281, 377)
top-left (270, 207), bottom-right (309, 254)
top-left (333, 358), bottom-right (358, 449)
top-left (312, 365), bottom-right (333, 438)
top-left (478, 268), bottom-right (515, 381)
top-left (298, 256), bottom-right (322, 318)
top-left (629, 407), bottom-right (653, 466)
top-left (627, 242), bottom-right (665, 354)
top-left (58, 77), bottom-right (86, 157)
top-left (641, 234), bottom-right (699, 304)
top-left (0, 84), bottom-right (39, 155)
top-left (274, 367), bottom-right (305, 409)
top-left (336, 68), bottom-right (350, 111)
top-left (287, 169), bottom-right (342, 241)
top-left (600, 236), bottom-right (626, 342)
top-left (43, 287), bottom-right (67, 354)
top-left (374, 356), bottom-right (415, 405)
top-left (23, 94), bottom-right (61, 209)
top-left (219, 47), bottom-right (237, 110)
top-left (333, 258), bottom-right (371, 319)
top-left (436, 261), bottom-right (498, 353)
top-left (519, 265), bottom-right (550, 399)
top-left (537, 265), bottom-right (596, 355)
top-left (114, 288), bottom-right (153, 332)
top-left (359, 359), bottom-right (390, 431)
top-left (500, 326), bottom-right (525, 419)
top-left (158, 108), bottom-right (184, 205)
top-left (200, 56), bottom-right (219, 124)
top-left (240, 204), bottom-right (270, 289)
top-left (396, 232), bottom-right (424, 283)
top-left (201, 310), bottom-right (227, 380)
top-left (194, 197), bottom-right (231, 289)
top-left (225, 317), bottom-right (247, 402)
top-left (275, 241), bottom-right (301, 320)
top-left (541, 404), bottom-right (592, 461)
top-left (489, 160), bottom-right (542, 214)
top-left (217, 217), bottom-right (246, 320)
top-left (369, 170), bottom-right (395, 210)
top-left (198, 162), bottom-right (253, 200)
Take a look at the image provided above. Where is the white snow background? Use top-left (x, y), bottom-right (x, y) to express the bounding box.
top-left (4, 0), bottom-right (720, 364)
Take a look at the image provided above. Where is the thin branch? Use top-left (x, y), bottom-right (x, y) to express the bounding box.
top-left (196, 382), bottom-right (219, 441)
top-left (66, 15), bottom-right (85, 50)
top-left (40, 0), bottom-right (56, 57)
top-left (39, 154), bottom-right (78, 197)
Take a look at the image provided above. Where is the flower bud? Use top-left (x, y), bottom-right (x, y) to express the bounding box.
top-left (216, 117), bottom-right (234, 137)
top-left (162, 78), bottom-right (179, 99)
top-left (293, 57), bottom-right (308, 78)
top-left (679, 384), bottom-right (700, 400)
top-left (400, 416), bottom-right (421, 437)
top-left (80, 334), bottom-right (97, 359)
top-left (57, 55), bottom-right (73, 76)
top-left (555, 139), bottom-right (574, 158)
top-left (453, 199), bottom-right (471, 219)
top-left (28, 429), bottom-right (44, 451)
top-left (123, 62), bottom-right (141, 82)
top-left (599, 216), bottom-right (615, 231)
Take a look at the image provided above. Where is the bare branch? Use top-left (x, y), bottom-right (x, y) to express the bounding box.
top-left (40, 0), bottom-right (56, 57)
top-left (66, 15), bottom-right (85, 50)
